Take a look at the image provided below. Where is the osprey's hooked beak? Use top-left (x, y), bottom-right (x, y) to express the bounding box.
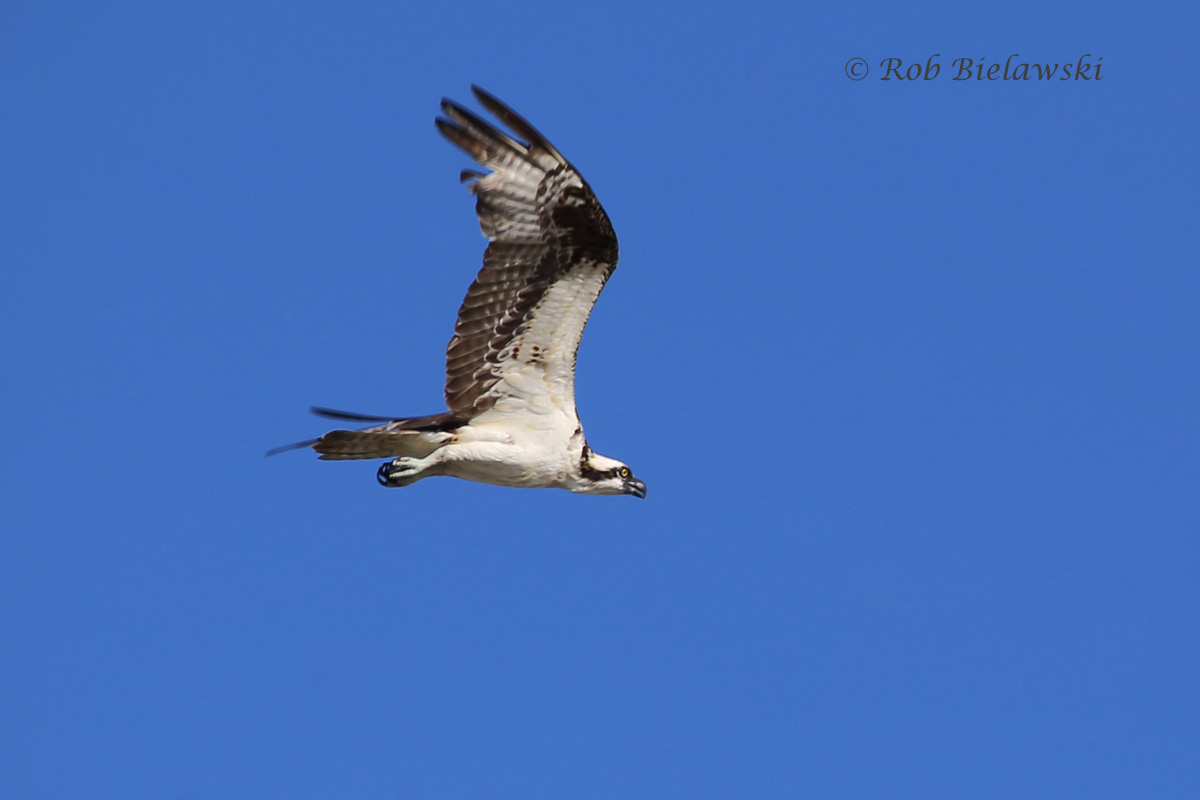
top-left (625, 477), bottom-right (647, 499)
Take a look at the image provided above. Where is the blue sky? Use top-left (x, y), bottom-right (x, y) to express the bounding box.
top-left (3, 1), bottom-right (1198, 797)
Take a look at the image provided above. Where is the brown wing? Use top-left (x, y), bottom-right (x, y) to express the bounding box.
top-left (436, 86), bottom-right (619, 417)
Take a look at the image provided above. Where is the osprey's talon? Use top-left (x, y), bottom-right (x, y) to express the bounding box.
top-left (377, 457), bottom-right (420, 488)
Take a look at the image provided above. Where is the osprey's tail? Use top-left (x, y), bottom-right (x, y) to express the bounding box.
top-left (266, 408), bottom-right (460, 460)
top-left (310, 427), bottom-right (451, 460)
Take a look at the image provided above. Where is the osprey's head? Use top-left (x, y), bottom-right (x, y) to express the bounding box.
top-left (576, 448), bottom-right (646, 498)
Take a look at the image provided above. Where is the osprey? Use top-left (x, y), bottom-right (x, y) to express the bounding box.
top-left (273, 86), bottom-right (646, 498)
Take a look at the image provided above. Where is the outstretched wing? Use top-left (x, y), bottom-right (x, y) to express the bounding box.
top-left (436, 86), bottom-right (619, 420)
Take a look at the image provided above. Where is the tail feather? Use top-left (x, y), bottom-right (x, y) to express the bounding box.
top-left (312, 428), bottom-right (451, 461)
top-left (268, 409), bottom-right (462, 460)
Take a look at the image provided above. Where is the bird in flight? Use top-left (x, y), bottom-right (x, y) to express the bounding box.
top-left (272, 86), bottom-right (646, 498)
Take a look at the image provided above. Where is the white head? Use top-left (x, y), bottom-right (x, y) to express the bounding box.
top-left (571, 446), bottom-right (646, 498)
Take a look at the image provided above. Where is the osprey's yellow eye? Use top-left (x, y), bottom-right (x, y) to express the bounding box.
top-left (619, 467), bottom-right (630, 478)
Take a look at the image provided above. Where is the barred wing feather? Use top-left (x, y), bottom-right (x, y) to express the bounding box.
top-left (435, 86), bottom-right (619, 419)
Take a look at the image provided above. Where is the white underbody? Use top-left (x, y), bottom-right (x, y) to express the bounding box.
top-left (430, 400), bottom-right (585, 490)
top-left (389, 360), bottom-right (617, 493)
top-left (403, 261), bottom-right (619, 490)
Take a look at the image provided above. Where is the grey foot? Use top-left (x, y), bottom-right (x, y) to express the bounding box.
top-left (377, 457), bottom-right (422, 488)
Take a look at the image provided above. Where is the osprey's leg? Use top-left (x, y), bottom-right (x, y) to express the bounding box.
top-left (376, 439), bottom-right (519, 488)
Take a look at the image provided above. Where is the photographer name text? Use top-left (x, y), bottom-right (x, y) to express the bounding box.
top-left (844, 54), bottom-right (1104, 81)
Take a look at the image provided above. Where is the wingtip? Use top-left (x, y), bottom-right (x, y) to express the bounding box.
top-left (469, 84), bottom-right (496, 106)
top-left (434, 116), bottom-right (461, 139)
top-left (265, 438), bottom-right (319, 458)
top-left (310, 406), bottom-right (399, 422)
top-left (464, 85), bottom-right (565, 165)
